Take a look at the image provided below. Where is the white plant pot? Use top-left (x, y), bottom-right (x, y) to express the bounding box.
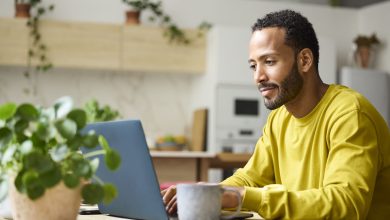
top-left (9, 180), bottom-right (82, 220)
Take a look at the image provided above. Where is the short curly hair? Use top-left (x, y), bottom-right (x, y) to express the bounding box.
top-left (252, 9), bottom-right (319, 71)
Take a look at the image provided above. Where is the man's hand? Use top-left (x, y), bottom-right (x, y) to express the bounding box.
top-left (221, 186), bottom-right (245, 209)
top-left (161, 185), bottom-right (177, 215)
top-left (161, 184), bottom-right (244, 215)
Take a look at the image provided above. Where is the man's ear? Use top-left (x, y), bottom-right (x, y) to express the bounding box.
top-left (298, 48), bottom-right (313, 73)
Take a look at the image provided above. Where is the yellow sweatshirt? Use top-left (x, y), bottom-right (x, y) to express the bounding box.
top-left (221, 84), bottom-right (390, 219)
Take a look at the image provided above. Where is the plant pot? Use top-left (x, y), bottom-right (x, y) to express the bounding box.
top-left (125, 10), bottom-right (140, 25)
top-left (9, 179), bottom-right (82, 220)
top-left (15, 3), bottom-right (31, 18)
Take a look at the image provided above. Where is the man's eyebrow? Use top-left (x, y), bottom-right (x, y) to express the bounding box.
top-left (248, 53), bottom-right (278, 63)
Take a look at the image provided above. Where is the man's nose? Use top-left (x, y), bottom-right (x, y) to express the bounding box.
top-left (254, 66), bottom-right (267, 84)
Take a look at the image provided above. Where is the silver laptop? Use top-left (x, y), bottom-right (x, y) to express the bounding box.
top-left (82, 119), bottom-right (253, 220)
top-left (83, 119), bottom-right (171, 220)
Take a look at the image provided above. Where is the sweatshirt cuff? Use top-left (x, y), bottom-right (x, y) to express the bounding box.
top-left (242, 186), bottom-right (264, 212)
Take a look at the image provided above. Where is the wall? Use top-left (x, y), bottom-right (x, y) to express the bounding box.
top-left (0, 0), bottom-right (388, 143)
top-left (0, 66), bottom-right (192, 145)
top-left (358, 1), bottom-right (390, 72)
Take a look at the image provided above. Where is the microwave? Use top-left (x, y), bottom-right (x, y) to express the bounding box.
top-left (215, 84), bottom-right (270, 153)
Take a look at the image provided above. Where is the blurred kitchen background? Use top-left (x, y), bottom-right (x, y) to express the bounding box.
top-left (1, 0), bottom-right (389, 181)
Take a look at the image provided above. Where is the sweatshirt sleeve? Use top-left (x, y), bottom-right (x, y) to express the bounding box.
top-left (221, 116), bottom-right (276, 188)
top-left (223, 111), bottom-right (380, 219)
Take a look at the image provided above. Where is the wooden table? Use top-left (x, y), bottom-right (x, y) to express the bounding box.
top-left (77, 212), bottom-right (264, 219)
top-left (150, 151), bottom-right (252, 183)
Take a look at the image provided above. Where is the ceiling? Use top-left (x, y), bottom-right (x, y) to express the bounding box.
top-left (259, 0), bottom-right (389, 8)
top-left (328, 0), bottom-right (388, 8)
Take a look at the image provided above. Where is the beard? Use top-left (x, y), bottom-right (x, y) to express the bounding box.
top-left (258, 62), bottom-right (303, 110)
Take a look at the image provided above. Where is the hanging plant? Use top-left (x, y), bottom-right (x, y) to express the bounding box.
top-left (122, 0), bottom-right (212, 45)
top-left (24, 0), bottom-right (55, 77)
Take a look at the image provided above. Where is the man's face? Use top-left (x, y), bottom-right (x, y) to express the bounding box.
top-left (248, 27), bottom-right (303, 110)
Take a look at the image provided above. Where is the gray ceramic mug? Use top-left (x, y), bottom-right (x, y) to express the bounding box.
top-left (176, 183), bottom-right (242, 220)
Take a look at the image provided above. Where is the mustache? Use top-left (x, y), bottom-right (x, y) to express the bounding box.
top-left (257, 82), bottom-right (278, 91)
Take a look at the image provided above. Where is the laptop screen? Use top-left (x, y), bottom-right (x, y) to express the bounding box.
top-left (83, 120), bottom-right (169, 220)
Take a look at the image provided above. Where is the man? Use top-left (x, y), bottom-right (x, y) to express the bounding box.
top-left (162, 9), bottom-right (390, 219)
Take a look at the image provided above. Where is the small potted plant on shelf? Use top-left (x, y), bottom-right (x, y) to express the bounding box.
top-left (122, 0), bottom-right (211, 45)
top-left (0, 96), bottom-right (121, 220)
top-left (352, 33), bottom-right (381, 69)
top-left (14, 0), bottom-right (38, 18)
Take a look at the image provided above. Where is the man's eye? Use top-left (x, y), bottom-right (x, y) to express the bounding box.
top-left (265, 60), bottom-right (276, 65)
top-left (249, 64), bottom-right (256, 71)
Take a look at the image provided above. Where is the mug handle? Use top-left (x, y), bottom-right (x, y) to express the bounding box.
top-left (220, 187), bottom-right (242, 220)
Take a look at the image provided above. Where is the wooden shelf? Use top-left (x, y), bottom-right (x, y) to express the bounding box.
top-left (0, 18), bottom-right (28, 66)
top-left (0, 18), bottom-right (206, 74)
top-left (41, 20), bottom-right (121, 70)
top-left (122, 25), bottom-right (206, 74)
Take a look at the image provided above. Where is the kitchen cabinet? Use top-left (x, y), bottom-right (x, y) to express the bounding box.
top-left (0, 18), bottom-right (206, 74)
top-left (41, 20), bottom-right (121, 70)
top-left (122, 26), bottom-right (206, 74)
top-left (0, 18), bottom-right (28, 66)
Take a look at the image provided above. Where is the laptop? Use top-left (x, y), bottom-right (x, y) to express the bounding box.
top-left (83, 119), bottom-right (170, 220)
top-left (82, 119), bottom-right (253, 220)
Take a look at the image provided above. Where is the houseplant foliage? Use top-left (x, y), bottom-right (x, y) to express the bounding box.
top-left (24, 0), bottom-right (55, 77)
top-left (84, 99), bottom-right (121, 123)
top-left (0, 97), bottom-right (121, 205)
top-left (352, 33), bottom-right (381, 68)
top-left (122, 0), bottom-right (212, 45)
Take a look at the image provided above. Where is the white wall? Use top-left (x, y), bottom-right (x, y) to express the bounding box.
top-left (0, 0), bottom-right (389, 143)
top-left (0, 66), bottom-right (193, 145)
top-left (358, 1), bottom-right (390, 72)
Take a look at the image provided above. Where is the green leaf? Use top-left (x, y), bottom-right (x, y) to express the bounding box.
top-left (39, 166), bottom-right (62, 188)
top-left (0, 127), bottom-right (13, 147)
top-left (74, 159), bottom-right (91, 178)
top-left (30, 132), bottom-right (46, 149)
top-left (24, 151), bottom-right (54, 174)
top-left (16, 104), bottom-right (39, 121)
top-left (42, 107), bottom-right (55, 121)
top-left (63, 173), bottom-right (80, 188)
top-left (36, 122), bottom-right (50, 140)
top-left (22, 171), bottom-right (45, 200)
top-left (67, 109), bottom-right (87, 129)
top-left (98, 135), bottom-right (110, 151)
top-left (66, 153), bottom-right (92, 178)
top-left (82, 183), bottom-right (104, 204)
top-left (67, 134), bottom-right (84, 151)
top-left (53, 96), bottom-right (73, 119)
top-left (2, 144), bottom-right (17, 164)
top-left (89, 158), bottom-right (99, 174)
top-left (82, 132), bottom-right (98, 148)
top-left (102, 183), bottom-right (117, 204)
top-left (105, 149), bottom-right (121, 171)
top-left (55, 119), bottom-right (77, 139)
top-left (14, 119), bottom-right (29, 135)
top-left (20, 140), bottom-right (33, 155)
top-left (16, 133), bottom-right (28, 144)
top-left (0, 103), bottom-right (17, 120)
top-left (14, 170), bottom-right (26, 193)
top-left (50, 144), bottom-right (69, 162)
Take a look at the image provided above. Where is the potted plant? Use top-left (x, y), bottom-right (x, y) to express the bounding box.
top-left (352, 33), bottom-right (381, 68)
top-left (122, 0), bottom-right (211, 45)
top-left (0, 96), bottom-right (121, 220)
top-left (14, 0), bottom-right (39, 18)
top-left (84, 99), bottom-right (121, 123)
top-left (122, 0), bottom-right (163, 25)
